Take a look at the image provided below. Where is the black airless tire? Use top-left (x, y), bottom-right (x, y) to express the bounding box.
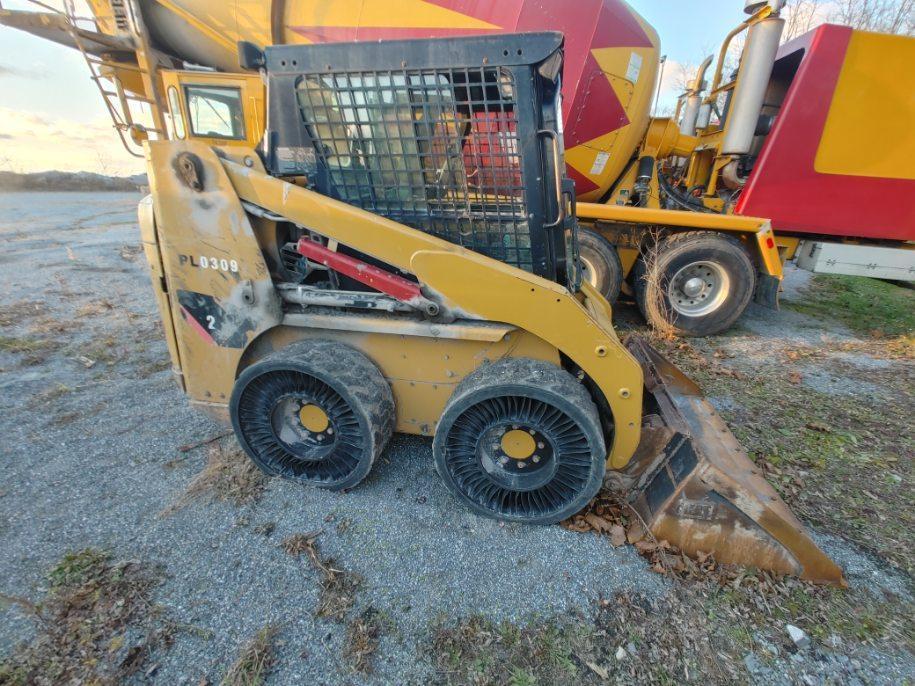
top-left (633, 231), bottom-right (756, 336)
top-left (579, 227), bottom-right (623, 304)
top-left (230, 339), bottom-right (394, 491)
top-left (433, 358), bottom-right (606, 525)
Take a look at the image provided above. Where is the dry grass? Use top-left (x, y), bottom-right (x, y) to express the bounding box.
top-left (162, 440), bottom-right (267, 515)
top-left (634, 230), bottom-right (677, 339)
top-left (0, 335), bottom-right (55, 355)
top-left (657, 336), bottom-right (915, 576)
top-left (281, 531), bottom-right (363, 622)
top-left (0, 301), bottom-right (44, 328)
top-left (344, 607), bottom-right (386, 674)
top-left (0, 549), bottom-right (173, 685)
top-left (220, 625), bottom-right (279, 686)
top-left (119, 245), bottom-right (143, 263)
top-left (29, 316), bottom-right (81, 337)
top-left (75, 299), bottom-right (115, 318)
top-left (430, 576), bottom-right (912, 686)
top-left (282, 531), bottom-right (381, 672)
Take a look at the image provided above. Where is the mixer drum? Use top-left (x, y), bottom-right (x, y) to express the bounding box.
top-left (134, 0), bottom-right (660, 201)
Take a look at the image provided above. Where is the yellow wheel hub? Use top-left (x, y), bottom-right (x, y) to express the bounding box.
top-left (299, 403), bottom-right (330, 433)
top-left (501, 429), bottom-right (536, 460)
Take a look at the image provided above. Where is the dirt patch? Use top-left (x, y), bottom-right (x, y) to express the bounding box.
top-left (76, 334), bottom-right (124, 368)
top-left (220, 625), bottom-right (279, 686)
top-left (429, 591), bottom-right (728, 686)
top-left (119, 245), bottom-right (143, 263)
top-left (163, 439), bottom-right (267, 515)
top-left (0, 549), bottom-right (173, 685)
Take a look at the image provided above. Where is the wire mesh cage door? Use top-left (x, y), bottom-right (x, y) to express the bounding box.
top-left (264, 33), bottom-right (577, 286)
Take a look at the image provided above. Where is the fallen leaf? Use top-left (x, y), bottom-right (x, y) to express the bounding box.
top-left (585, 513), bottom-right (612, 533)
top-left (586, 661), bottom-right (609, 679)
top-left (610, 524), bottom-right (626, 547)
top-left (788, 371), bottom-right (802, 384)
top-left (635, 540), bottom-right (658, 553)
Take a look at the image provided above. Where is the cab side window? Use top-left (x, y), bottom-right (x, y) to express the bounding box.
top-left (185, 85), bottom-right (245, 140)
top-left (167, 86), bottom-right (186, 139)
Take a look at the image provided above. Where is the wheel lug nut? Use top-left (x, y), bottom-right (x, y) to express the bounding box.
top-left (537, 442), bottom-right (545, 449)
top-left (517, 461), bottom-right (526, 469)
top-left (533, 455), bottom-right (540, 463)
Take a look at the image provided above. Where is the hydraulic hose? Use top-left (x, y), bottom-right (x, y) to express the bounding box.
top-left (657, 167), bottom-right (718, 214)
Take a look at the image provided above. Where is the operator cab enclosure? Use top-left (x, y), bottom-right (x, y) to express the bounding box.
top-left (250, 32), bottom-right (579, 288)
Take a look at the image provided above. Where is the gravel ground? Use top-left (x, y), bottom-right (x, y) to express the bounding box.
top-left (0, 192), bottom-right (912, 684)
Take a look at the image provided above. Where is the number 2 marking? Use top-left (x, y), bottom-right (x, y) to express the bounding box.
top-left (205, 315), bottom-right (216, 330)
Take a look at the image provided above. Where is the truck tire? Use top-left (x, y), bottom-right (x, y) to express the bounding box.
top-left (578, 227), bottom-right (623, 304)
top-left (230, 339), bottom-right (395, 491)
top-left (633, 231), bottom-right (756, 337)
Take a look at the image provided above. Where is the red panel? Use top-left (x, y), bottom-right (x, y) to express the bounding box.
top-left (296, 239), bottom-right (424, 303)
top-left (565, 52), bottom-right (629, 145)
top-left (289, 25), bottom-right (499, 42)
top-left (461, 112), bottom-right (523, 190)
top-left (737, 25), bottom-right (915, 242)
top-left (565, 163), bottom-right (600, 194)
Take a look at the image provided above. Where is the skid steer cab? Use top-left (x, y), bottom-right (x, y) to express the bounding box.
top-left (140, 32), bottom-right (843, 584)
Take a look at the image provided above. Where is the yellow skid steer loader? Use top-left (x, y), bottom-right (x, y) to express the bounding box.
top-left (139, 33), bottom-right (843, 583)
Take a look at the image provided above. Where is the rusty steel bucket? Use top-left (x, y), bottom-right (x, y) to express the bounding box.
top-left (611, 338), bottom-right (845, 585)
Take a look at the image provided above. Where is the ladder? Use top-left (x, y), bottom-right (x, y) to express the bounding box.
top-left (56, 0), bottom-right (168, 157)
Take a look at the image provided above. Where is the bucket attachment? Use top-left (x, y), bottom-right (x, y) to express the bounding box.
top-left (614, 338), bottom-right (845, 585)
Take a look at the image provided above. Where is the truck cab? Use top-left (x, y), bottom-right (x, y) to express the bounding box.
top-left (161, 71), bottom-right (264, 149)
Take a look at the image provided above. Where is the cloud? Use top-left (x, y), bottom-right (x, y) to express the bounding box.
top-left (653, 59), bottom-right (685, 115)
top-left (0, 107), bottom-right (145, 175)
top-left (0, 63), bottom-right (49, 79)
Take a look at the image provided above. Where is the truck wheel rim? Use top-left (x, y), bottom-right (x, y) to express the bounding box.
top-left (580, 255), bottom-right (600, 289)
top-left (668, 261), bottom-right (730, 317)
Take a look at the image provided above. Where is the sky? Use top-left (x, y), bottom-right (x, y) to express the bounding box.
top-left (0, 1), bottom-right (754, 175)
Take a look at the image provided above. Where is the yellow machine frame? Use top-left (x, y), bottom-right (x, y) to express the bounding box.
top-left (143, 141), bottom-right (646, 469)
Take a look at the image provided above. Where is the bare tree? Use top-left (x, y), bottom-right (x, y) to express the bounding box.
top-left (831, 0), bottom-right (915, 34)
top-left (782, 0), bottom-right (914, 39)
top-left (782, 0), bottom-right (827, 40)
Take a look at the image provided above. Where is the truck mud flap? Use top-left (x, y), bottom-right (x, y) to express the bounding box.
top-left (613, 337), bottom-right (845, 585)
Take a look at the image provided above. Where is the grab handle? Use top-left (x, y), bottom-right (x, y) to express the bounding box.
top-left (538, 129), bottom-right (564, 228)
